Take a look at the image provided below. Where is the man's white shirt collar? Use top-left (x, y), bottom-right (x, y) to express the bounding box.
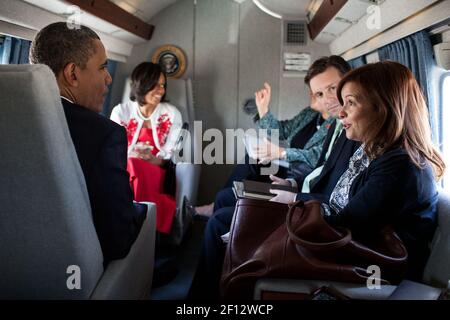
top-left (60, 96), bottom-right (74, 104)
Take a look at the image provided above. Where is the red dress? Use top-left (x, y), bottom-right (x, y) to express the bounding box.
top-left (126, 127), bottom-right (176, 234)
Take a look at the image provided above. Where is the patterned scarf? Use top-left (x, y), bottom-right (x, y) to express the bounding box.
top-left (329, 145), bottom-right (371, 214)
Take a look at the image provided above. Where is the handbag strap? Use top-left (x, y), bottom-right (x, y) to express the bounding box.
top-left (286, 201), bottom-right (352, 250)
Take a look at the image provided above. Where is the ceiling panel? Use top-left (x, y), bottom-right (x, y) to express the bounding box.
top-left (74, 12), bottom-right (123, 34)
top-left (321, 19), bottom-right (353, 37)
top-left (23, 0), bottom-right (68, 15)
top-left (22, 0), bottom-right (147, 45)
top-left (23, 0), bottom-right (123, 33)
top-left (110, 0), bottom-right (178, 23)
top-left (337, 0), bottom-right (372, 23)
top-left (314, 32), bottom-right (337, 44)
top-left (110, 29), bottom-right (147, 44)
top-left (110, 0), bottom-right (144, 19)
top-left (308, 0), bottom-right (387, 44)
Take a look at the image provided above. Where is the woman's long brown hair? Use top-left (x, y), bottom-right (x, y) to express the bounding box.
top-left (337, 61), bottom-right (445, 180)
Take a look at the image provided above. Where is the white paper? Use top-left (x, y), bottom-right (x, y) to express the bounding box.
top-left (221, 231), bottom-right (230, 244)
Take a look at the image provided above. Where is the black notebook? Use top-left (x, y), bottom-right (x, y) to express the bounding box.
top-left (233, 179), bottom-right (297, 200)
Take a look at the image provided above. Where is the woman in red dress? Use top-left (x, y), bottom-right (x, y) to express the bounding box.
top-left (111, 62), bottom-right (182, 234)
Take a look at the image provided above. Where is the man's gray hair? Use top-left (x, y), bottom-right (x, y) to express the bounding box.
top-left (29, 22), bottom-right (100, 76)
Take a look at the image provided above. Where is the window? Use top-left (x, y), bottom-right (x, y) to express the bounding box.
top-left (442, 73), bottom-right (450, 192)
top-left (0, 34), bottom-right (31, 65)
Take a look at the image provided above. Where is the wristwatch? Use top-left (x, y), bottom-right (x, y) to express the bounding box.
top-left (280, 149), bottom-right (287, 160)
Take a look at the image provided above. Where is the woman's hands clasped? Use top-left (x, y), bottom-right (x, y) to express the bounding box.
top-left (130, 142), bottom-right (164, 166)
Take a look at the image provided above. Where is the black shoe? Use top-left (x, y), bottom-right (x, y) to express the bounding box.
top-left (152, 256), bottom-right (179, 288)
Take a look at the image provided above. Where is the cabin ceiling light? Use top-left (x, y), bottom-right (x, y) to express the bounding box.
top-left (252, 0), bottom-right (282, 20)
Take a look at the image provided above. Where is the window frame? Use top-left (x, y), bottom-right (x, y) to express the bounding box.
top-left (440, 71), bottom-right (450, 192)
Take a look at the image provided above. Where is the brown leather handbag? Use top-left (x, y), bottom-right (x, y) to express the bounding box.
top-left (220, 199), bottom-right (408, 300)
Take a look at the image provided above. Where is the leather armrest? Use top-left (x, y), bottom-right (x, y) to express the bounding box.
top-left (90, 202), bottom-right (156, 300)
top-left (254, 278), bottom-right (395, 300)
top-left (388, 280), bottom-right (443, 300)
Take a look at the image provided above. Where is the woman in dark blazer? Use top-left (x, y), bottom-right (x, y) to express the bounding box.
top-left (307, 61), bottom-right (445, 280)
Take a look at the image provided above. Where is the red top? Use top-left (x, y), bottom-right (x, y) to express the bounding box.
top-left (136, 128), bottom-right (159, 156)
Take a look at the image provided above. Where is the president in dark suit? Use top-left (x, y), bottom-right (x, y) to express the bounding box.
top-left (30, 22), bottom-right (145, 265)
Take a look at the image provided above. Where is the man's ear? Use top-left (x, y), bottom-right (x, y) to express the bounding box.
top-left (61, 63), bottom-right (79, 87)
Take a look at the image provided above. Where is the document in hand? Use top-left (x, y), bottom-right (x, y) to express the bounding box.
top-left (233, 180), bottom-right (297, 200)
top-left (233, 181), bottom-right (245, 199)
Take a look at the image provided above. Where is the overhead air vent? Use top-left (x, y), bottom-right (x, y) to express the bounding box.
top-left (284, 21), bottom-right (307, 46)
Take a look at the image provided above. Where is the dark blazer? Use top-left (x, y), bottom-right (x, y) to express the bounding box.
top-left (295, 120), bottom-right (360, 201)
top-left (325, 147), bottom-right (438, 280)
top-left (290, 113), bottom-right (323, 150)
top-left (286, 114), bottom-right (324, 180)
top-left (61, 99), bottom-right (145, 265)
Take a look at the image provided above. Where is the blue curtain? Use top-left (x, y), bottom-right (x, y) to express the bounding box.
top-left (348, 55), bottom-right (366, 69)
top-left (101, 59), bottom-right (118, 116)
top-left (378, 31), bottom-right (439, 145)
top-left (0, 36), bottom-right (31, 64)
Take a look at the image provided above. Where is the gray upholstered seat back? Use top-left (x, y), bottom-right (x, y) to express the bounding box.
top-left (166, 78), bottom-right (194, 126)
top-left (166, 78), bottom-right (199, 163)
top-left (0, 64), bottom-right (103, 299)
top-left (423, 189), bottom-right (450, 288)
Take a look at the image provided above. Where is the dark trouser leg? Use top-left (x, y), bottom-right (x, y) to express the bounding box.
top-left (188, 206), bottom-right (235, 301)
top-left (213, 187), bottom-right (237, 211)
top-left (224, 154), bottom-right (289, 189)
top-left (223, 154), bottom-right (261, 188)
top-left (215, 163), bottom-right (290, 213)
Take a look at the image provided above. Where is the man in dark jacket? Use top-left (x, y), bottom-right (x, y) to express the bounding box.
top-left (30, 22), bottom-right (145, 265)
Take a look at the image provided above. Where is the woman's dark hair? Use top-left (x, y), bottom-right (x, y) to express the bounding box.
top-left (304, 55), bottom-right (351, 86)
top-left (130, 62), bottom-right (167, 106)
top-left (336, 61), bottom-right (445, 180)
